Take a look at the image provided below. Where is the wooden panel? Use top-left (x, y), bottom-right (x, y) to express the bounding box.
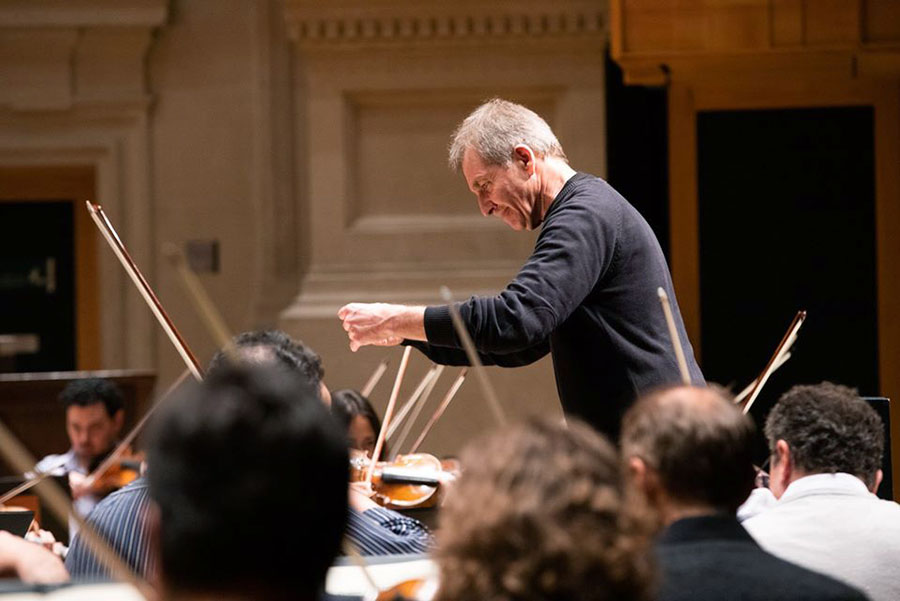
top-left (864, 0), bottom-right (900, 42)
top-left (805, 0), bottom-right (859, 45)
top-left (771, 0), bottom-right (804, 47)
top-left (0, 166), bottom-right (99, 370)
top-left (873, 82), bottom-right (900, 495)
top-left (667, 83), bottom-right (701, 359)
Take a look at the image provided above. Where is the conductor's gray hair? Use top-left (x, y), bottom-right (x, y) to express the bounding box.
top-left (448, 98), bottom-right (567, 171)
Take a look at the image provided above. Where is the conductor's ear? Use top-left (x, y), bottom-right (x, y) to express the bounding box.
top-left (513, 145), bottom-right (536, 175)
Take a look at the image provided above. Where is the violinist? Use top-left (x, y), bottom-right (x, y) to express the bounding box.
top-left (33, 378), bottom-right (125, 521)
top-left (212, 332), bottom-right (432, 555)
top-left (332, 389), bottom-right (382, 458)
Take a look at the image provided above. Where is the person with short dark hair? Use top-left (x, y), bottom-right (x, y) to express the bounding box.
top-left (208, 329), bottom-right (331, 405)
top-left (744, 382), bottom-right (900, 601)
top-left (146, 363), bottom-right (348, 601)
top-left (621, 385), bottom-right (867, 601)
top-left (331, 389), bottom-right (382, 458)
top-left (434, 417), bottom-right (653, 601)
top-left (34, 378), bottom-right (125, 520)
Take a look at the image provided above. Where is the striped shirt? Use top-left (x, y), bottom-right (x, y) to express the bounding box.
top-left (65, 477), bottom-right (154, 580)
top-left (66, 477), bottom-right (431, 579)
top-left (346, 506), bottom-right (432, 556)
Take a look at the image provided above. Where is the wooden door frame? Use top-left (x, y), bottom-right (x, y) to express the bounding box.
top-left (668, 78), bottom-right (900, 496)
top-left (0, 166), bottom-right (100, 370)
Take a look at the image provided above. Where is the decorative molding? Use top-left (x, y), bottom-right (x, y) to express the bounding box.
top-left (284, 0), bottom-right (606, 47)
top-left (0, 1), bottom-right (168, 369)
top-left (0, 1), bottom-right (168, 111)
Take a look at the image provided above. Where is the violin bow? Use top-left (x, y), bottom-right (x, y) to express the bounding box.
top-left (0, 418), bottom-right (155, 599)
top-left (385, 365), bottom-right (439, 440)
top-left (86, 202), bottom-right (203, 381)
top-left (361, 358), bottom-right (390, 398)
top-left (657, 287), bottom-right (692, 385)
top-left (408, 368), bottom-right (468, 455)
top-left (739, 310), bottom-right (807, 415)
top-left (365, 346), bottom-right (412, 485)
top-left (0, 453), bottom-right (70, 507)
top-left (734, 351), bottom-right (791, 405)
top-left (83, 369), bottom-right (192, 489)
top-left (390, 365), bottom-right (445, 460)
top-left (440, 286), bottom-right (507, 426)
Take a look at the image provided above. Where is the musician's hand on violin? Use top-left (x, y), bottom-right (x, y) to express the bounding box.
top-left (68, 472), bottom-right (90, 500)
top-left (25, 528), bottom-right (62, 555)
top-left (338, 304), bottom-right (426, 352)
top-left (348, 481), bottom-right (380, 512)
top-left (0, 531), bottom-right (69, 584)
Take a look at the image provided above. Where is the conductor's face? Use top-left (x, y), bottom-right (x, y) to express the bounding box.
top-left (462, 147), bottom-right (539, 231)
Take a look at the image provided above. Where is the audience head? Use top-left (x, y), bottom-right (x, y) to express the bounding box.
top-left (766, 382), bottom-right (884, 497)
top-left (331, 389), bottom-right (381, 457)
top-left (207, 330), bottom-right (331, 405)
top-left (59, 378), bottom-right (125, 465)
top-left (435, 417), bottom-right (652, 601)
top-left (621, 385), bottom-right (756, 526)
top-left (146, 363), bottom-right (348, 601)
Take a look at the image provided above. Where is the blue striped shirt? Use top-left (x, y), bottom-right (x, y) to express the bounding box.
top-left (65, 477), bottom-right (154, 580)
top-left (66, 477), bottom-right (431, 579)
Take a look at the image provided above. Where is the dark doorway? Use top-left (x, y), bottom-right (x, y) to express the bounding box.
top-left (605, 48), bottom-right (670, 256)
top-left (697, 107), bottom-right (878, 452)
top-left (0, 202), bottom-right (77, 371)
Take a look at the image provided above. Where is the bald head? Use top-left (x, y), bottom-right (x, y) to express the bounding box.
top-left (621, 386), bottom-right (756, 515)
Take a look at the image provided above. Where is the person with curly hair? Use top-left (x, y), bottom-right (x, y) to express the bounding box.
top-left (744, 382), bottom-right (900, 601)
top-left (621, 385), bottom-right (866, 601)
top-left (434, 417), bottom-right (653, 601)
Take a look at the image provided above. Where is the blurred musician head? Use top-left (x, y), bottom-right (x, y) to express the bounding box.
top-left (434, 417), bottom-right (653, 601)
top-left (207, 329), bottom-right (331, 406)
top-left (146, 362), bottom-right (348, 601)
top-left (621, 385), bottom-right (756, 527)
top-left (765, 382), bottom-right (884, 497)
top-left (331, 389), bottom-right (382, 458)
top-left (59, 378), bottom-right (125, 470)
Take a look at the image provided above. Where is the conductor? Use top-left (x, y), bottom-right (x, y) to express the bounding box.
top-left (339, 98), bottom-right (703, 438)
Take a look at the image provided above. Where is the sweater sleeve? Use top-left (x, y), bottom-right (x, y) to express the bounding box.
top-left (403, 336), bottom-right (550, 367)
top-left (425, 194), bottom-right (620, 352)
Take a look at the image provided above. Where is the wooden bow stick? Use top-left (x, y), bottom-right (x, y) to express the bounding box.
top-left (440, 286), bottom-right (506, 426)
top-left (734, 352), bottom-right (791, 405)
top-left (0, 418), bottom-right (154, 599)
top-left (739, 310), bottom-right (807, 415)
top-left (86, 202), bottom-right (203, 380)
top-left (390, 365), bottom-right (445, 460)
top-left (408, 369), bottom-right (468, 455)
top-left (365, 347), bottom-right (412, 483)
top-left (657, 287), bottom-right (692, 385)
top-left (361, 359), bottom-right (390, 398)
top-left (385, 365), bottom-right (439, 441)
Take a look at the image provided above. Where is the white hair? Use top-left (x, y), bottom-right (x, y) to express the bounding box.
top-left (448, 98), bottom-right (567, 171)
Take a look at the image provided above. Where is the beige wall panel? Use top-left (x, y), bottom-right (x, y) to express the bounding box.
top-left (282, 1), bottom-right (607, 446)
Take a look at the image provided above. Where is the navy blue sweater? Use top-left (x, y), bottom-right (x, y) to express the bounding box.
top-left (408, 173), bottom-right (703, 438)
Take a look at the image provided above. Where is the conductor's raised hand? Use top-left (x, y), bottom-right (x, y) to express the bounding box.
top-left (338, 303), bottom-right (405, 352)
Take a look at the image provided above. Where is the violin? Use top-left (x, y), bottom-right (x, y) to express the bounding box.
top-left (70, 449), bottom-right (143, 499)
top-left (350, 452), bottom-right (453, 510)
top-left (372, 577), bottom-right (438, 601)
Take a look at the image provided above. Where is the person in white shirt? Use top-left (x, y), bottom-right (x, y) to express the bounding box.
top-left (744, 382), bottom-right (900, 601)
